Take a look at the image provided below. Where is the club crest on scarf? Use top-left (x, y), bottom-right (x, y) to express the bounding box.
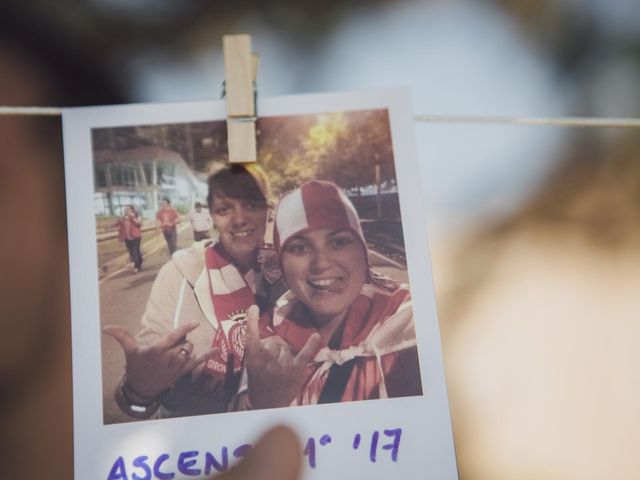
top-left (206, 310), bottom-right (249, 375)
top-left (204, 243), bottom-right (257, 378)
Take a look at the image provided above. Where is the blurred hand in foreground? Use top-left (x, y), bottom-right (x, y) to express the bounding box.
top-left (216, 426), bottom-right (302, 480)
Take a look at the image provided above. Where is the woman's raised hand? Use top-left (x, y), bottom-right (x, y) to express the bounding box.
top-left (244, 305), bottom-right (322, 409)
top-left (103, 322), bottom-right (215, 400)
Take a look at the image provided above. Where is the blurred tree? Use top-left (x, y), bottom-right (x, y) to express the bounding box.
top-left (315, 110), bottom-right (396, 193)
top-left (257, 110), bottom-right (397, 196)
top-left (258, 114), bottom-right (318, 193)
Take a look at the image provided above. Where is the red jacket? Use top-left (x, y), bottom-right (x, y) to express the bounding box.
top-left (116, 214), bottom-right (142, 242)
top-left (156, 206), bottom-right (179, 231)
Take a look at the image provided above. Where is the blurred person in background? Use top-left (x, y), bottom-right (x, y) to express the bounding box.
top-left (116, 204), bottom-right (143, 272)
top-left (0, 6), bottom-right (302, 480)
top-left (189, 200), bottom-right (213, 241)
top-left (156, 197), bottom-right (179, 255)
top-left (0, 8), bottom-right (123, 479)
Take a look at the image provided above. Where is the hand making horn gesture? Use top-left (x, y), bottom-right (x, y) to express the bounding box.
top-left (103, 322), bottom-right (216, 401)
top-left (244, 305), bottom-right (322, 409)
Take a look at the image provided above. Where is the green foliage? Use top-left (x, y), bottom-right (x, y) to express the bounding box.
top-left (257, 109), bottom-right (396, 197)
top-left (174, 203), bottom-right (190, 215)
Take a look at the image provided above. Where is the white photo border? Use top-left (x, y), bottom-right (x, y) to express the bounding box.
top-left (63, 89), bottom-right (458, 480)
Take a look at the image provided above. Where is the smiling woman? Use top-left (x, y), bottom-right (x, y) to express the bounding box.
top-left (208, 165), bottom-right (270, 271)
top-left (281, 228), bottom-right (367, 326)
top-left (244, 180), bottom-right (423, 409)
top-left (103, 164), bottom-right (287, 420)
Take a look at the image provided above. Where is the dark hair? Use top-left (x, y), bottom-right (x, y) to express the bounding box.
top-left (207, 164), bottom-right (270, 209)
top-left (162, 197), bottom-right (171, 204)
top-left (194, 202), bottom-right (202, 208)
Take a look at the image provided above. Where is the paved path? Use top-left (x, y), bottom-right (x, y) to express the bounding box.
top-left (100, 239), bottom-right (409, 424)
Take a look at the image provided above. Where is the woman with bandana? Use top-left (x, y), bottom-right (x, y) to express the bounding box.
top-left (243, 180), bottom-right (422, 409)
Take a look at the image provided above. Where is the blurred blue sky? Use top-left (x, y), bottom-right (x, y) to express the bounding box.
top-left (125, 0), bottom-right (575, 234)
top-left (80, 0), bottom-right (640, 235)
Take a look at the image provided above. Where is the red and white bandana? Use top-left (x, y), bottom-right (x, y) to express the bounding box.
top-left (274, 180), bottom-right (366, 253)
top-left (260, 283), bottom-right (416, 404)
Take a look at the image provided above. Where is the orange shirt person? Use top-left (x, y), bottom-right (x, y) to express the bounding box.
top-left (156, 197), bottom-right (179, 255)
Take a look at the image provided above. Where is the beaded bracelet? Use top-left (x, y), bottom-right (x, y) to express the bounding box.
top-left (115, 375), bottom-right (161, 418)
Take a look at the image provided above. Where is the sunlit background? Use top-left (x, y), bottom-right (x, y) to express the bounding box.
top-left (1, 0), bottom-right (639, 478)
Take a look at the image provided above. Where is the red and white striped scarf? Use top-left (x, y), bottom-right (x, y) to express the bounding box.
top-left (204, 242), bottom-right (256, 379)
top-left (261, 282), bottom-right (416, 404)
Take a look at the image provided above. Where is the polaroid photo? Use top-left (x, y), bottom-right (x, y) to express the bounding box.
top-left (63, 89), bottom-right (457, 479)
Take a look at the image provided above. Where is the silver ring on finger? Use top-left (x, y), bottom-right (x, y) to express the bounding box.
top-left (178, 348), bottom-right (190, 360)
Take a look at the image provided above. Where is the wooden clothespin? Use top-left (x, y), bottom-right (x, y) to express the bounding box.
top-left (223, 34), bottom-right (259, 163)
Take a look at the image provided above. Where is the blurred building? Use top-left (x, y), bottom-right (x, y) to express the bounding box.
top-left (91, 122), bottom-right (228, 216)
top-left (93, 146), bottom-right (206, 217)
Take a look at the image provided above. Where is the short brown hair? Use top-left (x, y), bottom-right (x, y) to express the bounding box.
top-left (207, 164), bottom-right (271, 209)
